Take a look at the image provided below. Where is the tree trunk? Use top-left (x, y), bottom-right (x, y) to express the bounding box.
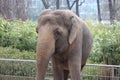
top-left (97, 0), bottom-right (101, 22)
top-left (0, 0), bottom-right (31, 20)
top-left (56, 0), bottom-right (59, 9)
top-left (76, 0), bottom-right (79, 16)
top-left (66, 0), bottom-right (70, 9)
top-left (16, 0), bottom-right (28, 21)
top-left (108, 0), bottom-right (115, 23)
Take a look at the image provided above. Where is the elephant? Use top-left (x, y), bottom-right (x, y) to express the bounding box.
top-left (36, 9), bottom-right (93, 80)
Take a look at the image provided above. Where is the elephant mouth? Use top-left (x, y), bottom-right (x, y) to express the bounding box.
top-left (54, 44), bottom-right (69, 55)
top-left (54, 48), bottom-right (61, 54)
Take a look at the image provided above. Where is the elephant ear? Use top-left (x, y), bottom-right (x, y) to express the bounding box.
top-left (68, 16), bottom-right (79, 45)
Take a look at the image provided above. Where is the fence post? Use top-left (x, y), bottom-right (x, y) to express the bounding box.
top-left (111, 66), bottom-right (114, 80)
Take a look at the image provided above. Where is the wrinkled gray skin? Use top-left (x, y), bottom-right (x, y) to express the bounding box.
top-left (36, 9), bottom-right (93, 80)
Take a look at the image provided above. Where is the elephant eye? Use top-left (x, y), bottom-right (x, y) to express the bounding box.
top-left (54, 28), bottom-right (62, 38)
top-left (56, 30), bottom-right (61, 36)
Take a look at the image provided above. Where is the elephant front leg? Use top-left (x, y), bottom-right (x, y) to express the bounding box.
top-left (63, 70), bottom-right (69, 80)
top-left (68, 57), bottom-right (82, 80)
top-left (52, 58), bottom-right (64, 80)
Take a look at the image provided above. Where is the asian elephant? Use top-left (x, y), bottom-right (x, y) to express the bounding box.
top-left (36, 9), bottom-right (93, 80)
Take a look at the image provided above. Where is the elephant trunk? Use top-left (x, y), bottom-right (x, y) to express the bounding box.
top-left (36, 28), bottom-right (55, 80)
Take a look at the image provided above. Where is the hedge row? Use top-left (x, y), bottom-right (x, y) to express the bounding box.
top-left (0, 18), bottom-right (120, 64)
top-left (87, 20), bottom-right (120, 64)
top-left (0, 47), bottom-right (35, 59)
top-left (0, 18), bottom-right (37, 51)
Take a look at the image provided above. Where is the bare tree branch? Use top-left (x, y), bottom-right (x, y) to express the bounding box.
top-left (66, 0), bottom-right (80, 16)
top-left (41, 0), bottom-right (49, 9)
top-left (78, 0), bottom-right (85, 6)
top-left (66, 0), bottom-right (70, 9)
top-left (115, 6), bottom-right (120, 12)
top-left (70, 0), bottom-right (76, 9)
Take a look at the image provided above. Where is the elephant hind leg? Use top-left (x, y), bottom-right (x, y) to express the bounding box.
top-left (64, 70), bottom-right (69, 80)
top-left (81, 64), bottom-right (85, 70)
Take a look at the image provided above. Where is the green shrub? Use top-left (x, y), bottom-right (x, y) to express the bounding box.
top-left (0, 46), bottom-right (36, 77)
top-left (0, 60), bottom-right (36, 77)
top-left (87, 20), bottom-right (120, 65)
top-left (0, 18), bottom-right (37, 51)
top-left (0, 17), bottom-right (120, 65)
top-left (0, 46), bottom-right (35, 59)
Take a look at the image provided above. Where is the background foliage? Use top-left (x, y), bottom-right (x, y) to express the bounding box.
top-left (0, 47), bottom-right (35, 59)
top-left (0, 18), bottom-right (120, 65)
top-left (0, 17), bottom-right (120, 78)
top-left (0, 17), bottom-right (37, 51)
top-left (87, 20), bottom-right (120, 65)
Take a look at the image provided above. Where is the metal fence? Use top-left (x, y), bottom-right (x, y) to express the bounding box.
top-left (0, 58), bottom-right (120, 80)
top-left (82, 64), bottom-right (120, 80)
